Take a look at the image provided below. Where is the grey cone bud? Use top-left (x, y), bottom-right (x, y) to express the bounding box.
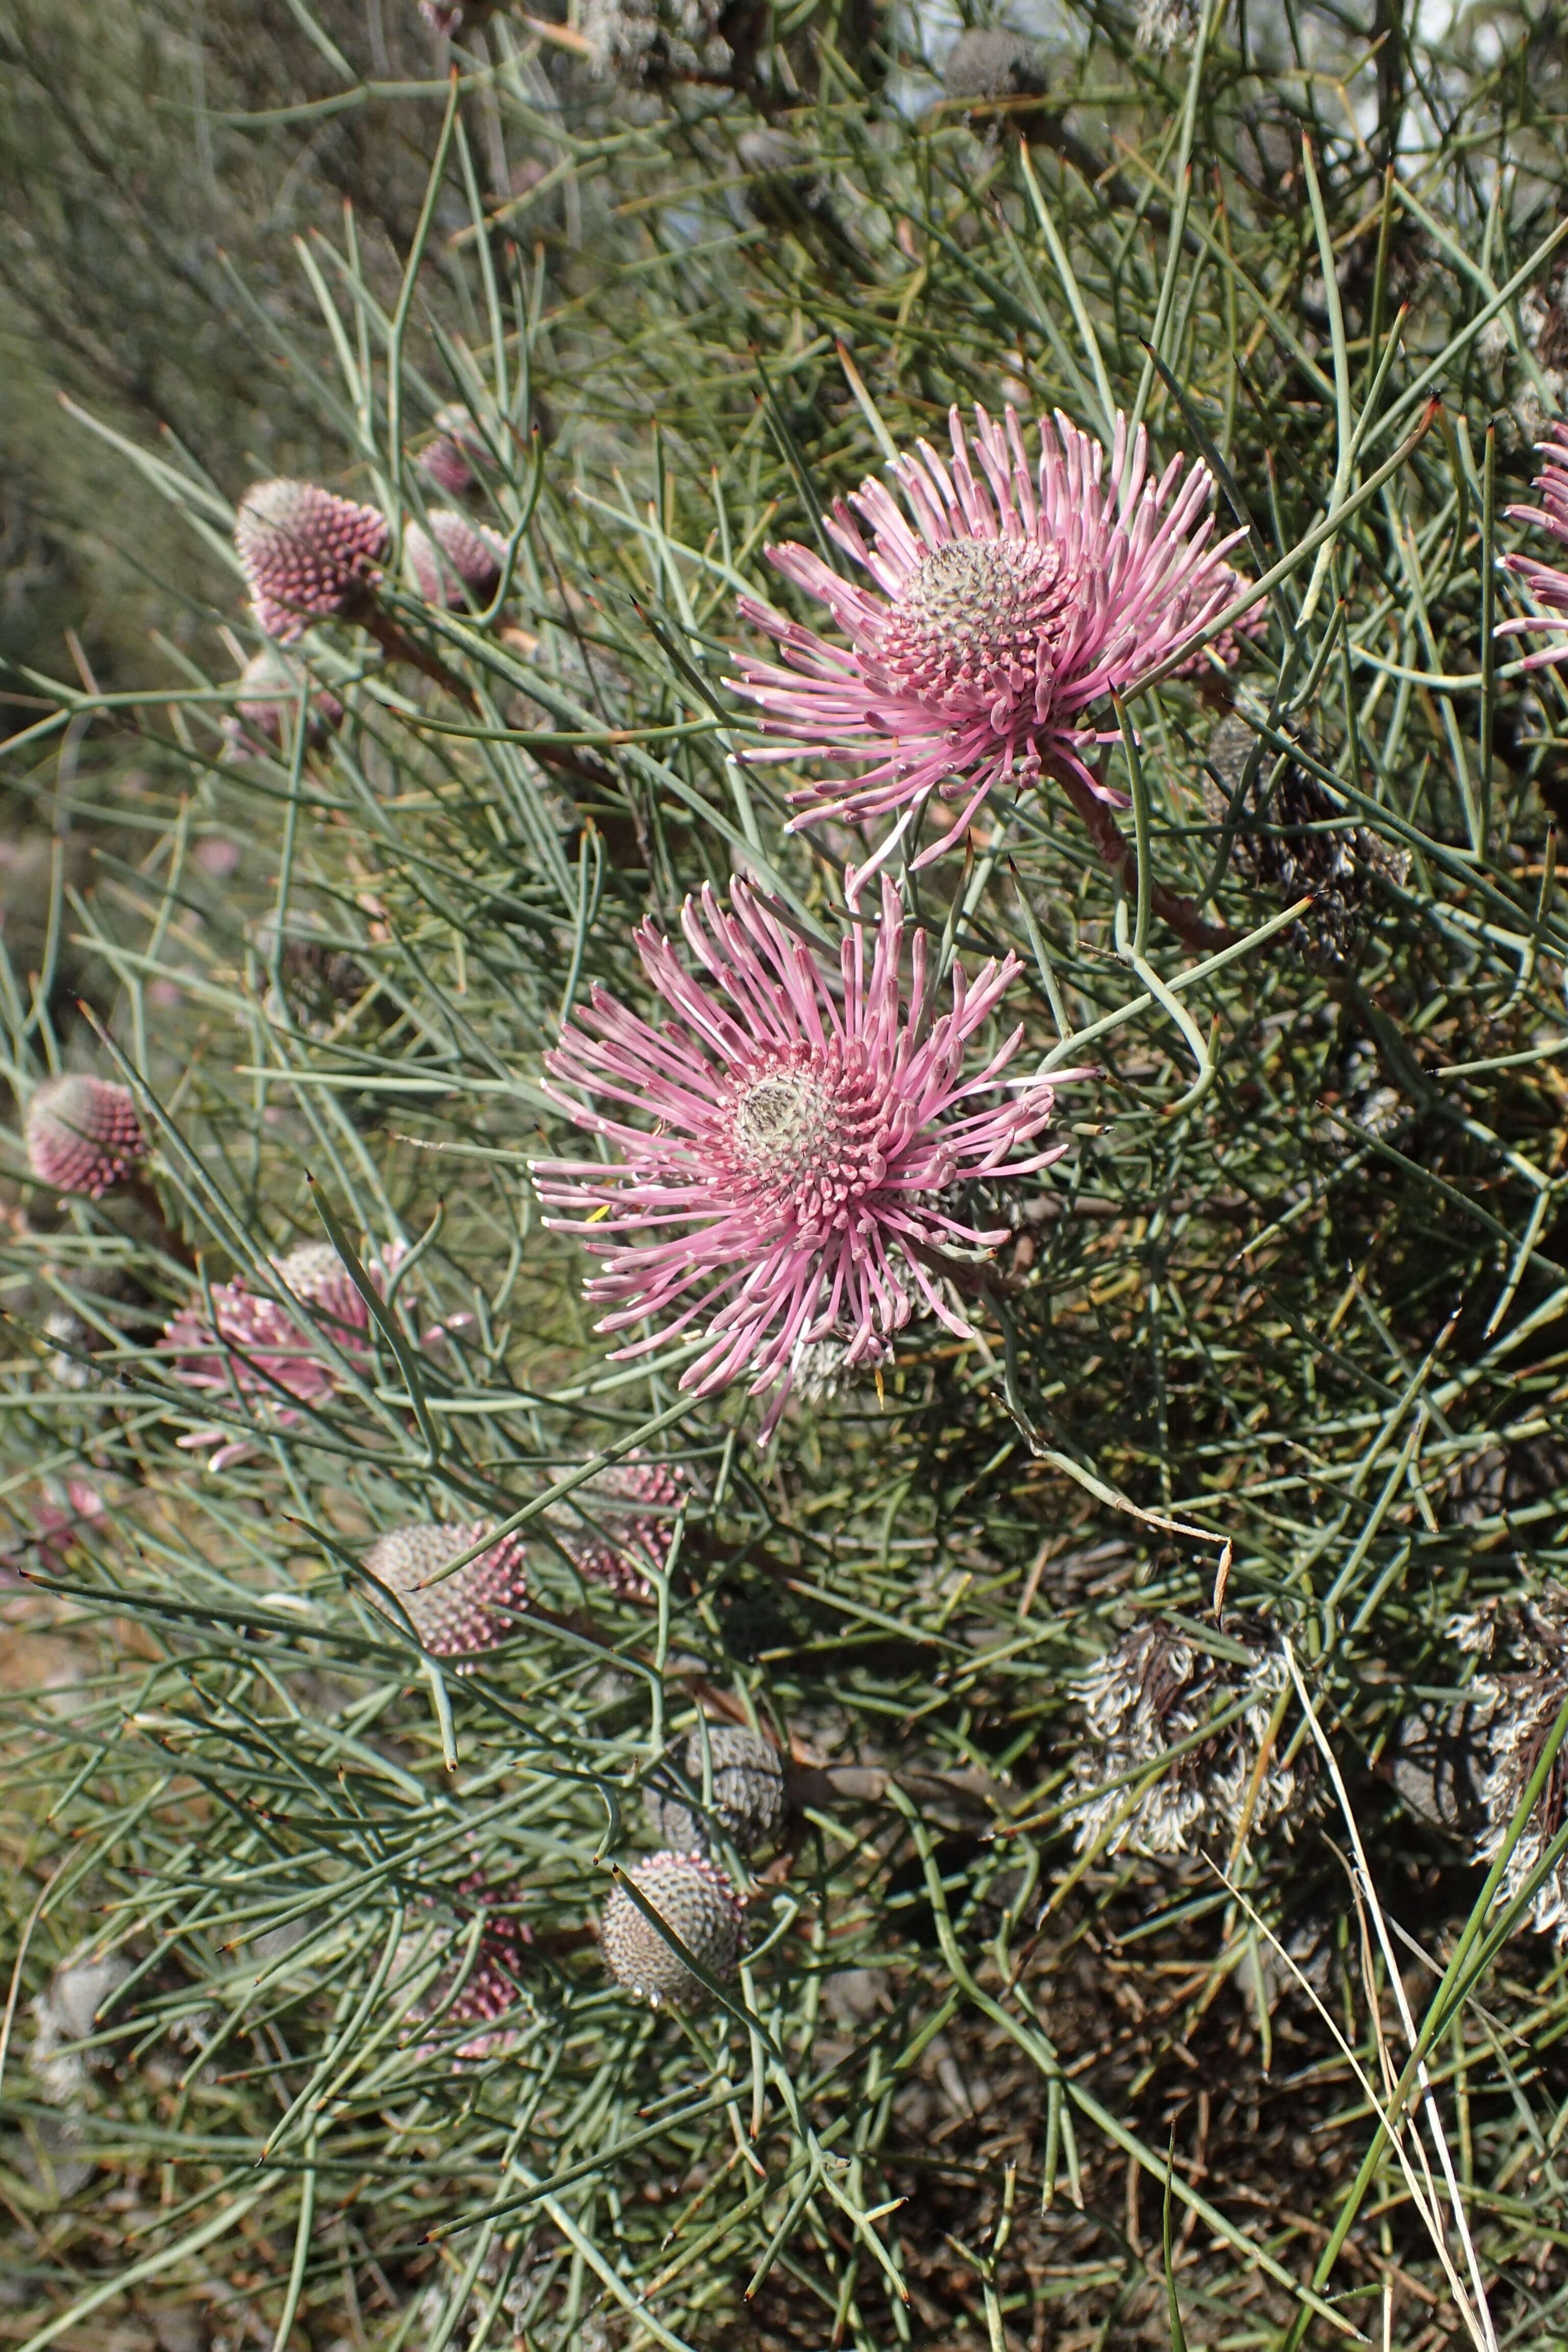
top-left (645, 1723), bottom-right (787, 1857)
top-left (600, 1852), bottom-right (744, 2006)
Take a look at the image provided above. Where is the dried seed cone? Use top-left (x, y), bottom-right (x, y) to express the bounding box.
top-left (942, 28), bottom-right (1048, 104)
top-left (646, 1724), bottom-right (787, 1856)
top-left (403, 511), bottom-right (508, 608)
top-left (1203, 715), bottom-right (1410, 971)
top-left (26, 1076), bottom-right (145, 1198)
top-left (364, 1521), bottom-right (528, 1664)
top-left (235, 479), bottom-right (389, 643)
top-left (600, 1852), bottom-right (744, 2007)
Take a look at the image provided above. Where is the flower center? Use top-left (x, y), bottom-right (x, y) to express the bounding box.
top-left (878, 537), bottom-right (1072, 716)
top-left (721, 1050), bottom-right (891, 1229)
top-left (731, 1067), bottom-right (835, 1182)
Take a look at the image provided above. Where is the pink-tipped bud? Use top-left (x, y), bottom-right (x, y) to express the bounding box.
top-left (600, 1852), bottom-right (745, 2007)
top-left (364, 1520), bottom-right (529, 1666)
top-left (223, 645), bottom-right (344, 761)
top-left (234, 480), bottom-right (388, 644)
top-left (419, 0), bottom-right (493, 34)
top-left (403, 511), bottom-right (508, 609)
top-left (26, 1076), bottom-right (145, 1198)
top-left (418, 405), bottom-right (490, 494)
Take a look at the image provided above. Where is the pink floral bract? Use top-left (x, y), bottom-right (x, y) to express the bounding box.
top-left (732, 404), bottom-right (1250, 890)
top-left (164, 1239), bottom-right (405, 1467)
top-left (1502, 422), bottom-right (1568, 665)
top-left (531, 878), bottom-right (1086, 1432)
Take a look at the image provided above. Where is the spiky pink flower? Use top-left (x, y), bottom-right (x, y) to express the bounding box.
top-left (26, 1076), bottom-right (144, 1198)
top-left (234, 480), bottom-right (388, 644)
top-left (531, 878), bottom-right (1087, 1435)
top-left (1501, 423), bottom-right (1568, 665)
top-left (163, 1239), bottom-right (407, 1467)
top-left (732, 405), bottom-right (1250, 891)
top-left (551, 1458), bottom-right (688, 1600)
top-left (364, 1520), bottom-right (529, 1664)
top-left (403, 511), bottom-right (509, 609)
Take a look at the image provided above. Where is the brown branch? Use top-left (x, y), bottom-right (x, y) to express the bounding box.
top-left (1049, 761), bottom-right (1238, 953)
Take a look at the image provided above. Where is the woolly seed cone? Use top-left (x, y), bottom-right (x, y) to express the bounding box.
top-left (234, 479), bottom-right (388, 643)
top-left (364, 1521), bottom-right (528, 1663)
top-left (646, 1723), bottom-right (787, 1856)
top-left (26, 1076), bottom-right (145, 1198)
top-left (600, 1852), bottom-right (745, 2007)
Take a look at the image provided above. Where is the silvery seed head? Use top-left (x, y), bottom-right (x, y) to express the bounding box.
top-left (1450, 1591), bottom-right (1568, 1941)
top-left (30, 1953), bottom-right (130, 2104)
top-left (1135, 0), bottom-right (1197, 48)
top-left (645, 1722), bottom-right (788, 1856)
top-left (582, 0), bottom-right (731, 85)
top-left (1068, 1618), bottom-right (1308, 1858)
top-left (942, 28), bottom-right (1048, 105)
top-left (600, 1852), bottom-right (745, 2007)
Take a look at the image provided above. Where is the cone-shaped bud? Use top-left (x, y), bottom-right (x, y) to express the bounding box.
top-left (418, 405), bottom-right (490, 494)
top-left (223, 645), bottom-right (343, 761)
top-left (397, 1877), bottom-right (529, 2062)
top-left (364, 1521), bottom-right (528, 1666)
top-left (403, 511), bottom-right (509, 609)
top-left (26, 1076), bottom-right (145, 1198)
top-left (601, 1852), bottom-right (744, 2006)
top-left (646, 1723), bottom-right (787, 1856)
top-left (234, 479), bottom-right (388, 643)
top-left (552, 1458), bottom-right (688, 1600)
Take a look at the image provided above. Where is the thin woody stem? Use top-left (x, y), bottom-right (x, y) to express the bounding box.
top-left (1049, 762), bottom-right (1237, 953)
top-left (362, 608), bottom-right (480, 712)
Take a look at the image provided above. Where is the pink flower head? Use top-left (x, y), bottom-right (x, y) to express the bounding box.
top-left (531, 878), bottom-right (1087, 1435)
top-left (363, 1520), bottom-right (529, 1664)
top-left (550, 1458), bottom-right (688, 1600)
top-left (163, 1238), bottom-right (407, 1466)
top-left (26, 1075), bottom-right (144, 1197)
top-left (1501, 423), bottom-right (1568, 665)
top-left (234, 479), bottom-right (388, 644)
top-left (732, 405), bottom-right (1250, 891)
top-left (403, 510), bottom-right (508, 609)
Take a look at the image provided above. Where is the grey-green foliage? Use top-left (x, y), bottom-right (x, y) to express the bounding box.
top-left (8, 0), bottom-right (1568, 2346)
